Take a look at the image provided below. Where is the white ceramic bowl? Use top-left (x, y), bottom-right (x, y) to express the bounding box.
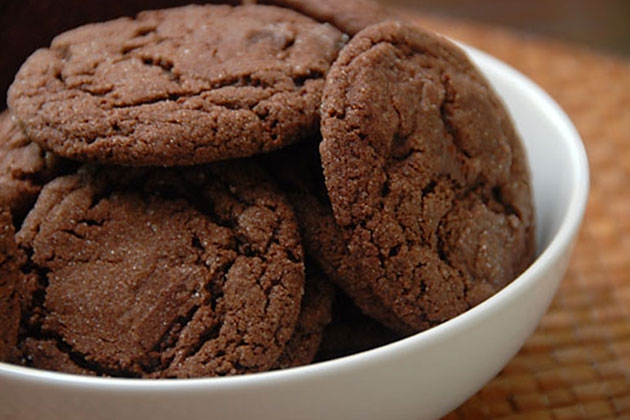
top-left (0, 45), bottom-right (589, 420)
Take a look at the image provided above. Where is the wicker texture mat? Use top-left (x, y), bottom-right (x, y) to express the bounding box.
top-left (404, 13), bottom-right (630, 420)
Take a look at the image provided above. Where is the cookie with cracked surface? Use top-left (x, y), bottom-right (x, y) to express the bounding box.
top-left (320, 21), bottom-right (535, 333)
top-left (253, 0), bottom-right (392, 36)
top-left (14, 162), bottom-right (305, 378)
top-left (8, 4), bottom-right (346, 166)
top-left (0, 111), bottom-right (75, 224)
top-left (0, 207), bottom-right (22, 361)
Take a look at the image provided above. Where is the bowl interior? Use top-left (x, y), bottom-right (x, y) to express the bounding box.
top-left (0, 45), bottom-right (589, 420)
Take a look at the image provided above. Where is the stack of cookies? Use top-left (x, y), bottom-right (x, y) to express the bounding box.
top-left (0, 0), bottom-right (535, 378)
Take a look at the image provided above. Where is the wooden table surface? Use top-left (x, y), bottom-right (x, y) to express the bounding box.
top-left (402, 11), bottom-right (630, 420)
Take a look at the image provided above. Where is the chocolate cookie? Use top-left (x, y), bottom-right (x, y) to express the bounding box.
top-left (254, 0), bottom-right (392, 36)
top-left (8, 4), bottom-right (346, 166)
top-left (0, 111), bottom-right (75, 224)
top-left (0, 207), bottom-right (22, 361)
top-left (15, 162), bottom-right (305, 378)
top-left (274, 262), bottom-right (334, 369)
top-left (320, 21), bottom-right (535, 333)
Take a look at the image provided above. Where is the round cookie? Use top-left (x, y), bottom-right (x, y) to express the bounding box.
top-left (14, 162), bottom-right (305, 378)
top-left (8, 4), bottom-right (346, 166)
top-left (320, 21), bottom-right (535, 333)
top-left (0, 111), bottom-right (76, 224)
top-left (254, 0), bottom-right (392, 36)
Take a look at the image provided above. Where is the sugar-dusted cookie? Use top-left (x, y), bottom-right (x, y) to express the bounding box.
top-left (320, 21), bottom-right (535, 333)
top-left (15, 162), bottom-right (305, 378)
top-left (8, 4), bottom-right (346, 166)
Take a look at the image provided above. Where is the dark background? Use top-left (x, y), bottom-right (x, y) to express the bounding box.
top-left (1, 0), bottom-right (629, 108)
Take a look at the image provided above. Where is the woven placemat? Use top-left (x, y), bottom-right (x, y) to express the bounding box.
top-left (402, 13), bottom-right (630, 419)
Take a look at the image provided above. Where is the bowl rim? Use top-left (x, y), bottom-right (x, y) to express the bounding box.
top-left (0, 44), bottom-right (590, 391)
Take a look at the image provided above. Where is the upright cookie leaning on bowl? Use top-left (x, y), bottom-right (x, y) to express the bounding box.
top-left (1, 0), bottom-right (535, 377)
top-left (318, 20), bottom-right (535, 334)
